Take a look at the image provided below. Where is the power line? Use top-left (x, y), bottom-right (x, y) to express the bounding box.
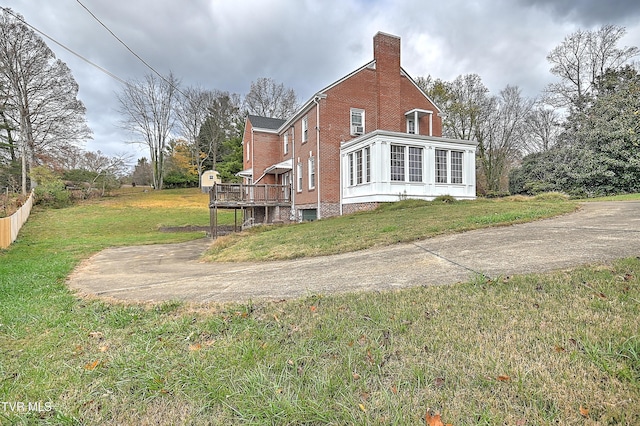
top-left (1, 7), bottom-right (129, 86)
top-left (75, 0), bottom-right (187, 97)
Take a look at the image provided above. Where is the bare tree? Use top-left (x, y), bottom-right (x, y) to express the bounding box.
top-left (545, 25), bottom-right (639, 112)
top-left (523, 104), bottom-right (562, 155)
top-left (477, 85), bottom-right (534, 192)
top-left (244, 77), bottom-right (299, 119)
top-left (176, 87), bottom-right (214, 177)
top-left (117, 72), bottom-right (180, 190)
top-left (0, 8), bottom-right (91, 193)
top-left (79, 150), bottom-right (130, 195)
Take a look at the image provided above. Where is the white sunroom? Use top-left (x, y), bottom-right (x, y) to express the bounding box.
top-left (340, 130), bottom-right (477, 207)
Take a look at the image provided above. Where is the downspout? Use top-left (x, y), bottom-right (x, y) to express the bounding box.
top-left (290, 126), bottom-right (296, 221)
top-left (313, 94), bottom-right (325, 219)
top-left (250, 128), bottom-right (254, 183)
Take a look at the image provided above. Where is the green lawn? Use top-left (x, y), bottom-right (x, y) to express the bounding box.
top-left (206, 195), bottom-right (579, 261)
top-left (1, 189), bottom-right (638, 424)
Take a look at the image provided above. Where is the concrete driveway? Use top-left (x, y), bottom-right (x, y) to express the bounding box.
top-left (67, 201), bottom-right (640, 303)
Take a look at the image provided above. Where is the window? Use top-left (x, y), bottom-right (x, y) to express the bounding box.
top-left (408, 147), bottom-right (423, 182)
top-left (407, 117), bottom-right (416, 134)
top-left (364, 146), bottom-right (370, 183)
top-left (436, 149), bottom-right (447, 183)
top-left (350, 109), bottom-right (364, 135)
top-left (302, 116), bottom-right (308, 143)
top-left (349, 153), bottom-right (355, 186)
top-left (355, 150), bottom-right (363, 184)
top-left (283, 133), bottom-right (288, 155)
top-left (297, 161), bottom-right (303, 192)
top-left (308, 156), bottom-right (315, 189)
top-left (451, 151), bottom-right (463, 184)
top-left (348, 147), bottom-right (372, 186)
top-left (390, 145), bottom-right (405, 181)
top-left (246, 142), bottom-right (250, 161)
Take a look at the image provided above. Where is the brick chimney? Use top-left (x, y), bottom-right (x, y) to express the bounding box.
top-left (373, 32), bottom-right (402, 130)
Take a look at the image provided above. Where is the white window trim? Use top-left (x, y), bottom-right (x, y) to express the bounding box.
top-left (435, 149), bottom-right (464, 185)
top-left (348, 146), bottom-right (372, 186)
top-left (302, 116), bottom-right (308, 143)
top-left (283, 132), bottom-right (288, 155)
top-left (308, 155), bottom-right (315, 190)
top-left (350, 108), bottom-right (365, 136)
top-left (296, 160), bottom-right (303, 192)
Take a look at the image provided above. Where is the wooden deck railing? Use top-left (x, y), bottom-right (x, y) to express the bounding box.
top-left (209, 183), bottom-right (292, 207)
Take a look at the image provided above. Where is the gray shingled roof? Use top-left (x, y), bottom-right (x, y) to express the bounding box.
top-left (248, 115), bottom-right (286, 130)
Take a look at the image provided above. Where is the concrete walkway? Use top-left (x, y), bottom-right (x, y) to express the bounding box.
top-left (67, 201), bottom-right (640, 303)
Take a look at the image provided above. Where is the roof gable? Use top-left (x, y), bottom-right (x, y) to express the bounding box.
top-left (247, 115), bottom-right (286, 131)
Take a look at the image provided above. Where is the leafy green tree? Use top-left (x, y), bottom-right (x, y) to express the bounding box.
top-left (215, 136), bottom-right (243, 182)
top-left (510, 66), bottom-right (640, 196)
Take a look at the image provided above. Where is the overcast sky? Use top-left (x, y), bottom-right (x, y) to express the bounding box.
top-left (3, 0), bottom-right (640, 161)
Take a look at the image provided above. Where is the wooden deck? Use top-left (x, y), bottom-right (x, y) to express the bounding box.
top-left (209, 183), bottom-right (292, 238)
top-left (209, 183), bottom-right (292, 208)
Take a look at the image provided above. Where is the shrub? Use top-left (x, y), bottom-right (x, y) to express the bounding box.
top-left (433, 195), bottom-right (457, 203)
top-left (533, 192), bottom-right (570, 202)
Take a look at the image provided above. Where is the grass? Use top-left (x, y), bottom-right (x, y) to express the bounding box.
top-left (205, 196), bottom-right (579, 261)
top-left (1, 188), bottom-right (639, 424)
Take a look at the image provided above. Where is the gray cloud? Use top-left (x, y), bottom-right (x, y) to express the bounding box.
top-left (3, 0), bottom-right (639, 159)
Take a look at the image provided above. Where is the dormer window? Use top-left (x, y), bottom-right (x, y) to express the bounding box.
top-left (407, 117), bottom-right (416, 134)
top-left (405, 109), bottom-right (434, 136)
top-left (350, 108), bottom-right (364, 136)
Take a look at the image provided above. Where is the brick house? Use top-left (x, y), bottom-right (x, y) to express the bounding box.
top-left (239, 32), bottom-right (477, 222)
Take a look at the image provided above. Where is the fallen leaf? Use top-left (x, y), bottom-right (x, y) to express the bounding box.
top-left (554, 345), bottom-right (565, 353)
top-left (497, 375), bottom-right (511, 382)
top-left (84, 360), bottom-right (100, 370)
top-left (309, 305), bottom-right (317, 313)
top-left (579, 405), bottom-right (589, 418)
top-left (204, 340), bottom-right (216, 347)
top-left (623, 273), bottom-right (634, 281)
top-left (273, 314), bottom-right (280, 323)
top-left (425, 411), bottom-right (444, 426)
top-left (391, 385), bottom-right (398, 394)
top-left (99, 345), bottom-right (109, 353)
top-left (434, 377), bottom-right (445, 388)
top-left (352, 372), bottom-right (361, 380)
top-left (188, 343), bottom-right (202, 351)
top-left (358, 403), bottom-right (366, 412)
top-left (594, 292), bottom-right (606, 299)
top-left (88, 331), bottom-right (104, 340)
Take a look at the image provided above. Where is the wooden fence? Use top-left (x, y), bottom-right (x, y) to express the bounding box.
top-left (0, 191), bottom-right (34, 249)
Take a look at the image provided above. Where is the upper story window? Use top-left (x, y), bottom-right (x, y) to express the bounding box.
top-left (283, 132), bottom-right (289, 155)
top-left (407, 117), bottom-right (416, 134)
top-left (350, 108), bottom-right (364, 136)
top-left (246, 141), bottom-right (250, 162)
top-left (302, 116), bottom-right (308, 143)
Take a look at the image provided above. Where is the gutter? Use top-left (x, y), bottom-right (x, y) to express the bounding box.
top-left (313, 94), bottom-right (326, 219)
